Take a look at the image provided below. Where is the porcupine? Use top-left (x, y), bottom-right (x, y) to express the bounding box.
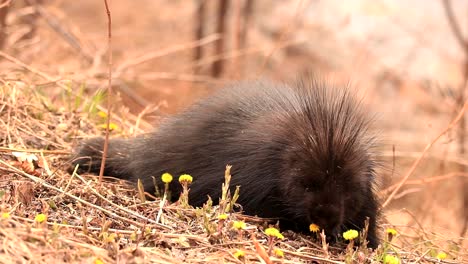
top-left (71, 77), bottom-right (381, 248)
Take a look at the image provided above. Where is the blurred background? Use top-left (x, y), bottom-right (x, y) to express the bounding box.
top-left (1, 0), bottom-right (467, 247)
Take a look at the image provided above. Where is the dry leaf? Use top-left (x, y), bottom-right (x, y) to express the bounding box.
top-left (12, 181), bottom-right (34, 205)
top-left (12, 151), bottom-right (38, 163)
top-left (11, 152), bottom-right (43, 176)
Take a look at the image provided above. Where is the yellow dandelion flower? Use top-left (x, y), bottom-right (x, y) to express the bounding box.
top-left (384, 255), bottom-right (400, 264)
top-left (35, 213), bottom-right (47, 223)
top-left (233, 249), bottom-right (245, 259)
top-left (217, 214), bottom-right (228, 220)
top-left (232, 221), bottom-right (246, 230)
top-left (94, 258), bottom-right (105, 264)
top-left (1, 212), bottom-right (10, 219)
top-left (161, 172), bottom-right (173, 183)
top-left (436, 252), bottom-right (447, 260)
top-left (97, 111), bottom-right (108, 118)
top-left (265, 227), bottom-right (284, 239)
top-left (144, 227), bottom-right (152, 235)
top-left (386, 228), bottom-right (397, 236)
top-left (178, 174), bottom-right (193, 184)
top-left (265, 227), bottom-right (280, 236)
top-left (99, 123), bottom-right (119, 131)
top-left (274, 248), bottom-right (284, 258)
top-left (105, 233), bottom-right (117, 243)
top-left (309, 223), bottom-right (320, 232)
top-left (342, 229), bottom-right (359, 240)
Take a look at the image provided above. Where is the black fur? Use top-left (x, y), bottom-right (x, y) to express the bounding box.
top-left (72, 78), bottom-right (381, 248)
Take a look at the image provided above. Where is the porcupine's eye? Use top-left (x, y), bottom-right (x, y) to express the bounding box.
top-left (302, 180), bottom-right (321, 193)
top-left (304, 185), bottom-right (314, 193)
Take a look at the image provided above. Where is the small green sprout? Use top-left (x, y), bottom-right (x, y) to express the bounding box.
top-left (129, 232), bottom-right (137, 241)
top-left (101, 232), bottom-right (116, 243)
top-left (137, 179), bottom-right (146, 202)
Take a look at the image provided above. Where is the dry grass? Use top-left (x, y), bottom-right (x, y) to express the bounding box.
top-left (0, 75), bottom-right (466, 264)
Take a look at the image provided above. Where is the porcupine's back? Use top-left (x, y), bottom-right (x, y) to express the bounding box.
top-left (74, 79), bottom-right (302, 203)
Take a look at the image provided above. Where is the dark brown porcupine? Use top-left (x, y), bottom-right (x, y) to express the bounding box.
top-left (72, 77), bottom-right (381, 248)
